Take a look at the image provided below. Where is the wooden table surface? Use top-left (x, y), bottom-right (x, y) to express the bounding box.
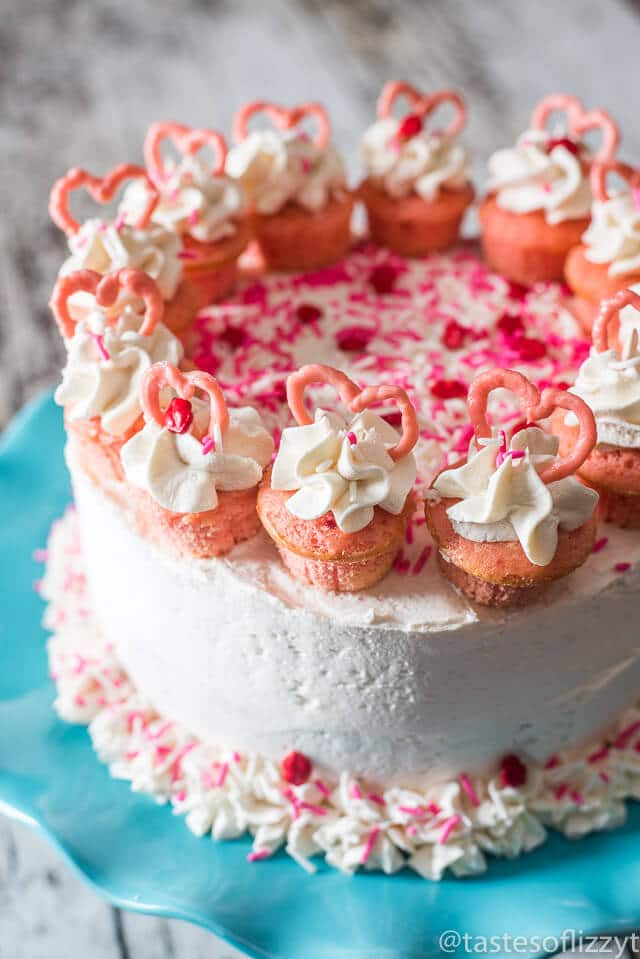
top-left (2, 1), bottom-right (640, 955)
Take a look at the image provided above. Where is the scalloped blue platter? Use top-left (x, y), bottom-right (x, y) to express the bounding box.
top-left (2, 391), bottom-right (640, 959)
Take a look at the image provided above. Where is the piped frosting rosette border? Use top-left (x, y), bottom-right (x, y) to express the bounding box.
top-left (40, 508), bottom-right (640, 881)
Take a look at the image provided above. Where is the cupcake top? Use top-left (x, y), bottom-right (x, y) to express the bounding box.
top-left (60, 218), bottom-right (183, 302)
top-left (582, 162), bottom-right (640, 277)
top-left (122, 123), bottom-right (246, 245)
top-left (226, 101), bottom-right (348, 216)
top-left (487, 94), bottom-right (619, 225)
top-left (121, 363), bottom-right (274, 514)
top-left (361, 82), bottom-right (469, 200)
top-left (570, 290), bottom-right (640, 448)
top-left (271, 365), bottom-right (418, 534)
top-left (433, 369), bottom-right (597, 566)
top-left (51, 270), bottom-right (182, 437)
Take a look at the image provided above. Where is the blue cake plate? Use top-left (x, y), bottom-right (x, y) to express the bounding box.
top-left (2, 392), bottom-right (640, 959)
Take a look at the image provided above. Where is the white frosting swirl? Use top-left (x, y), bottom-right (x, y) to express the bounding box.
top-left (123, 156), bottom-right (246, 244)
top-left (121, 401), bottom-right (273, 513)
top-left (225, 131), bottom-right (347, 215)
top-left (60, 218), bottom-right (182, 302)
top-left (583, 192), bottom-right (640, 276)
top-left (55, 308), bottom-right (183, 436)
top-left (360, 118), bottom-right (468, 199)
top-left (487, 130), bottom-right (591, 224)
top-left (271, 408), bottom-right (416, 534)
top-left (570, 342), bottom-right (640, 448)
top-left (433, 427), bottom-right (597, 565)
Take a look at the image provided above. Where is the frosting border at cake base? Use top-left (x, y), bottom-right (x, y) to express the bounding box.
top-left (41, 506), bottom-right (640, 881)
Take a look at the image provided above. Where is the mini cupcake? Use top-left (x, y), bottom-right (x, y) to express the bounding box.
top-left (51, 268), bottom-right (182, 486)
top-left (565, 162), bottom-right (640, 334)
top-left (479, 94), bottom-right (620, 286)
top-left (553, 290), bottom-right (640, 528)
top-left (358, 81), bottom-right (474, 256)
top-left (120, 361), bottom-right (274, 558)
top-left (425, 368), bottom-right (598, 608)
top-left (49, 164), bottom-right (199, 336)
top-left (226, 100), bottom-right (353, 271)
top-left (122, 122), bottom-right (250, 308)
top-left (257, 364), bottom-right (418, 592)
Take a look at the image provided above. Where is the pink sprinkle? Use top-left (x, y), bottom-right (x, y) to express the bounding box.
top-left (216, 762), bottom-right (229, 787)
top-left (350, 783), bottom-right (363, 800)
top-left (614, 720), bottom-right (640, 749)
top-left (125, 750), bottom-right (139, 761)
top-left (201, 436), bottom-right (216, 455)
top-left (175, 789), bottom-right (186, 802)
top-left (407, 824), bottom-right (418, 837)
top-left (588, 746), bottom-right (608, 764)
top-left (438, 814), bottom-right (462, 845)
top-left (113, 212), bottom-right (126, 231)
top-left (554, 784), bottom-right (568, 800)
top-left (188, 209), bottom-right (199, 226)
top-left (592, 537), bottom-right (609, 554)
top-left (178, 249), bottom-right (198, 260)
top-left (541, 181), bottom-right (552, 194)
top-left (633, 187), bottom-right (640, 212)
top-left (314, 778), bottom-right (330, 797)
top-left (459, 773), bottom-right (481, 808)
top-left (367, 793), bottom-right (386, 807)
top-left (599, 771), bottom-right (610, 783)
top-left (33, 548), bottom-right (48, 562)
top-left (91, 333), bottom-right (110, 361)
top-left (360, 826), bottom-right (381, 865)
top-left (615, 562), bottom-right (631, 573)
top-left (247, 848), bottom-right (271, 862)
top-left (300, 157), bottom-right (312, 174)
top-left (98, 221), bottom-right (107, 232)
top-left (232, 751), bottom-right (242, 763)
top-left (412, 545), bottom-right (432, 576)
top-left (544, 754), bottom-right (560, 770)
top-left (398, 805), bottom-right (426, 817)
top-left (170, 742), bottom-right (197, 782)
top-left (570, 789), bottom-right (584, 806)
top-left (299, 801), bottom-right (328, 817)
top-left (405, 523), bottom-right (414, 545)
top-left (346, 431), bottom-right (357, 445)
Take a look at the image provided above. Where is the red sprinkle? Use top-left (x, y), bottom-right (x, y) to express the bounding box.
top-left (507, 280), bottom-right (529, 301)
top-left (220, 325), bottom-right (247, 350)
top-left (369, 263), bottom-right (397, 294)
top-left (164, 397), bottom-right (193, 434)
top-left (499, 753), bottom-right (527, 789)
top-left (547, 137), bottom-right (579, 156)
top-left (615, 562), bottom-right (631, 573)
top-left (496, 312), bottom-right (525, 337)
top-left (430, 378), bottom-right (467, 400)
top-left (336, 325), bottom-right (374, 352)
top-left (442, 319), bottom-right (471, 350)
top-left (397, 113), bottom-right (422, 141)
top-left (281, 750), bottom-right (312, 786)
top-left (509, 335), bottom-right (547, 362)
top-left (592, 537), bottom-right (609, 554)
top-left (296, 303), bottom-right (323, 325)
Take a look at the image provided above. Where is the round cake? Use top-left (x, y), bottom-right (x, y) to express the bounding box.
top-left (42, 91), bottom-right (640, 880)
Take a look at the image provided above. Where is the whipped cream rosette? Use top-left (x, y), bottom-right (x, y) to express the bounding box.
top-left (227, 101), bottom-right (353, 271)
top-left (120, 362), bottom-right (273, 557)
top-left (479, 93), bottom-right (620, 286)
top-left (258, 364), bottom-right (418, 592)
top-left (427, 368), bottom-right (598, 607)
top-left (358, 81), bottom-right (474, 256)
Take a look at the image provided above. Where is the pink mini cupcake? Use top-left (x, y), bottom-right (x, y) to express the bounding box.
top-left (359, 81), bottom-right (474, 256)
top-left (51, 268), bottom-right (180, 487)
top-left (227, 101), bottom-right (353, 271)
top-left (479, 94), bottom-right (620, 285)
top-left (49, 164), bottom-right (199, 337)
top-left (553, 290), bottom-right (640, 527)
top-left (120, 361), bottom-right (274, 558)
top-left (125, 122), bottom-right (251, 308)
top-left (257, 364), bottom-right (418, 592)
top-left (426, 368), bottom-right (598, 607)
top-left (565, 161), bottom-right (640, 334)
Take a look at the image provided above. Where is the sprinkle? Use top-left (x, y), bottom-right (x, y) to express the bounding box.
top-left (314, 778), bottom-right (330, 797)
top-left (430, 378), bottom-right (467, 400)
top-left (299, 801), bottom-right (328, 817)
top-left (113, 212), bottom-right (126, 231)
top-left (459, 773), bottom-right (481, 807)
top-left (544, 754), bottom-right (560, 770)
top-left (187, 209), bottom-right (199, 226)
top-left (178, 249), bottom-right (198, 260)
top-left (201, 435), bottom-right (216, 455)
top-left (615, 562), bottom-right (631, 573)
top-left (346, 431), bottom-right (357, 445)
top-left (216, 762), bottom-right (229, 787)
top-left (588, 746), bottom-right (609, 764)
top-left (175, 789), bottom-right (186, 802)
top-left (407, 825), bottom-right (418, 837)
top-left (554, 784), bottom-right (568, 800)
top-left (633, 188), bottom-right (640, 212)
top-left (281, 750), bottom-right (312, 785)
top-left (438, 814), bottom-right (462, 845)
top-left (296, 302), bottom-right (323, 325)
top-left (592, 537), bottom-right (609, 554)
top-left (232, 751), bottom-right (242, 763)
top-left (300, 157), bottom-right (312, 174)
top-left (247, 848), bottom-right (271, 862)
top-left (599, 771), bottom-right (610, 783)
top-left (350, 783), bottom-right (363, 800)
top-left (91, 333), bottom-right (110, 361)
top-left (499, 753), bottom-right (527, 788)
top-left (412, 546), bottom-right (432, 576)
top-left (369, 263), bottom-right (397, 294)
top-left (614, 720), bottom-right (640, 749)
top-left (570, 789), bottom-right (584, 806)
top-left (336, 325), bottom-right (374, 352)
top-left (367, 793), bottom-right (386, 807)
top-left (360, 826), bottom-right (381, 865)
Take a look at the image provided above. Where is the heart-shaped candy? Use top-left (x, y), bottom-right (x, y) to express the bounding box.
top-left (49, 164), bottom-right (158, 236)
top-left (49, 267), bottom-right (164, 339)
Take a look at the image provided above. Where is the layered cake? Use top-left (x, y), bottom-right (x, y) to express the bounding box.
top-left (40, 87), bottom-right (640, 880)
